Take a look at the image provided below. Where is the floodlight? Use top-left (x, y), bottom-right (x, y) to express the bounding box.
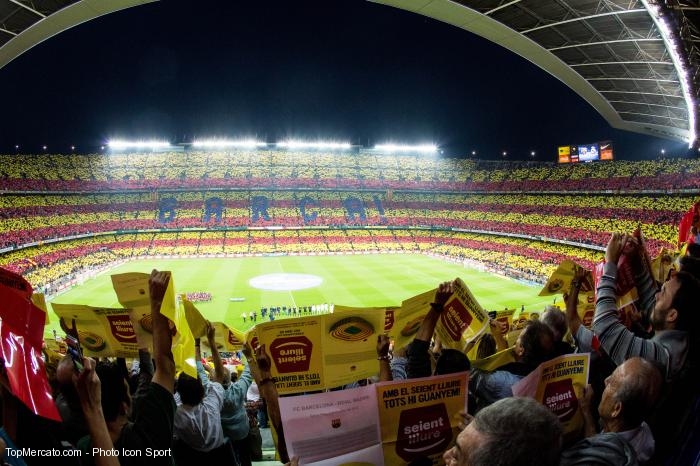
top-left (107, 139), bottom-right (171, 150)
top-left (192, 139), bottom-right (266, 148)
top-left (276, 140), bottom-right (351, 150)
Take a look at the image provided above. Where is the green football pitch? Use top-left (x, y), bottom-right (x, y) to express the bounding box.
top-left (47, 254), bottom-right (554, 334)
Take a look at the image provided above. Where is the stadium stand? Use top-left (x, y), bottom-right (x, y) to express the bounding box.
top-left (1, 150), bottom-right (698, 296)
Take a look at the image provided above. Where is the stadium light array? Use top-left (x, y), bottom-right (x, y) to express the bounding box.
top-left (276, 140), bottom-right (351, 150)
top-left (374, 144), bottom-right (438, 154)
top-left (642, 0), bottom-right (696, 147)
top-left (107, 139), bottom-right (172, 150)
top-left (192, 139), bottom-right (267, 148)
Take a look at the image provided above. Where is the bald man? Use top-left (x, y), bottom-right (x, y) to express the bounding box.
top-left (563, 357), bottom-right (663, 465)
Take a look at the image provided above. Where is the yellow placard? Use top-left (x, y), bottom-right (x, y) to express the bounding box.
top-left (576, 292), bottom-right (596, 329)
top-left (472, 346), bottom-right (516, 372)
top-left (111, 272), bottom-right (196, 377)
top-left (182, 296), bottom-right (208, 339)
top-left (650, 248), bottom-right (678, 283)
top-left (256, 316), bottom-right (324, 394)
top-left (200, 322), bottom-right (246, 352)
top-left (513, 353), bottom-right (590, 440)
top-left (385, 290), bottom-right (433, 350)
top-left (539, 260), bottom-right (594, 296)
top-left (322, 307), bottom-right (386, 389)
top-left (255, 307), bottom-right (386, 394)
top-left (376, 373), bottom-right (468, 465)
top-left (435, 278), bottom-right (489, 351)
top-left (51, 303), bottom-right (140, 358)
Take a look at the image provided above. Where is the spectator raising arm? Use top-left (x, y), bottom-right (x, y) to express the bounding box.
top-left (149, 270), bottom-right (176, 393)
top-left (206, 321), bottom-right (225, 384)
top-left (254, 344), bottom-right (290, 464)
top-left (73, 357), bottom-right (120, 466)
top-left (407, 280), bottom-right (454, 379)
top-left (565, 266), bottom-right (594, 353)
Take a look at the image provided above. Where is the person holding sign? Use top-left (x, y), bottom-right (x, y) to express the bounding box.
top-left (206, 321), bottom-right (255, 466)
top-left (406, 280), bottom-right (471, 379)
top-left (470, 320), bottom-right (555, 411)
top-left (594, 233), bottom-right (699, 381)
top-left (76, 269), bottom-right (177, 466)
top-left (173, 330), bottom-right (229, 456)
top-left (73, 356), bottom-right (121, 466)
top-left (562, 357), bottom-right (663, 465)
top-left (594, 234), bottom-right (700, 462)
top-left (249, 343), bottom-right (290, 464)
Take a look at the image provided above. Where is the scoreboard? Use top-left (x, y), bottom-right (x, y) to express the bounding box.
top-left (558, 141), bottom-right (613, 163)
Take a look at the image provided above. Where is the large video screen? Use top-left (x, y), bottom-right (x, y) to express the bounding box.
top-left (577, 143), bottom-right (599, 162)
top-left (558, 141), bottom-right (613, 163)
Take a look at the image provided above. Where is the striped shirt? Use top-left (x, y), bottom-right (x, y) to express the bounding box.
top-left (593, 262), bottom-right (688, 380)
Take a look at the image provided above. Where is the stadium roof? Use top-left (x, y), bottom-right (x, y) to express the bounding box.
top-left (0, 0), bottom-right (156, 67)
top-left (0, 0), bottom-right (698, 146)
top-left (375, 0), bottom-right (699, 146)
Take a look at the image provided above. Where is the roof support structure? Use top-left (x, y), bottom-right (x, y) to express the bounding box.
top-left (7, 0), bottom-right (45, 18)
top-left (523, 9), bottom-right (647, 35)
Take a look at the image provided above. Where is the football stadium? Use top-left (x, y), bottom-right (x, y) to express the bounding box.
top-left (1, 1), bottom-right (699, 466)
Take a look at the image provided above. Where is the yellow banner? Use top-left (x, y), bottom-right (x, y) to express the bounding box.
top-left (322, 307), bottom-right (386, 389)
top-left (200, 322), bottom-right (246, 352)
top-left (650, 248), bottom-right (679, 283)
top-left (506, 311), bottom-right (539, 346)
top-left (182, 296), bottom-right (208, 339)
top-left (376, 373), bottom-right (468, 465)
top-left (435, 278), bottom-right (489, 351)
top-left (51, 303), bottom-right (140, 358)
top-left (256, 308), bottom-right (386, 394)
top-left (111, 272), bottom-right (196, 378)
top-left (472, 346), bottom-right (516, 372)
top-left (256, 316), bottom-right (324, 394)
top-left (384, 290), bottom-right (433, 351)
top-left (246, 327), bottom-right (259, 351)
top-left (512, 353), bottom-right (590, 440)
top-left (539, 260), bottom-right (594, 296)
top-left (577, 292), bottom-right (595, 329)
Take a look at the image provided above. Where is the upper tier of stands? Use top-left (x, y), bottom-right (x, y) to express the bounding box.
top-left (1, 150), bottom-right (699, 192)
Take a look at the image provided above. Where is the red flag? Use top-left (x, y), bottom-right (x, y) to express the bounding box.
top-left (0, 268), bottom-right (60, 421)
top-left (0, 267), bottom-right (33, 299)
top-left (678, 202), bottom-right (700, 247)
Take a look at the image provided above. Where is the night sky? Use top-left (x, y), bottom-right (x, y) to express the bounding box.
top-left (0, 0), bottom-right (690, 160)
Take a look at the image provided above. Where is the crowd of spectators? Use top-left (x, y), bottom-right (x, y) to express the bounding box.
top-left (1, 149), bottom-right (699, 464)
top-left (185, 292), bottom-right (212, 302)
top-left (0, 229), bottom-right (601, 293)
top-left (1, 189), bottom-right (692, 253)
top-left (1, 151), bottom-right (699, 191)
